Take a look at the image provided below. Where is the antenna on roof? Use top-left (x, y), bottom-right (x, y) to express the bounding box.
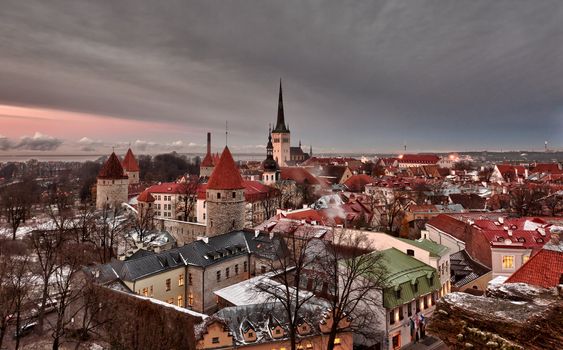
top-left (112, 146), bottom-right (115, 153)
top-left (225, 120), bottom-right (229, 146)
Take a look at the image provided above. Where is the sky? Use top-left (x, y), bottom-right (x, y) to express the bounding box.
top-left (1, 0), bottom-right (563, 155)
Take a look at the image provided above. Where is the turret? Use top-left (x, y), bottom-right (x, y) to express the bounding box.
top-left (96, 152), bottom-right (129, 209)
top-left (205, 146), bottom-right (246, 236)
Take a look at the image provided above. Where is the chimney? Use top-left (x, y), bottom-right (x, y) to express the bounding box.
top-left (207, 132), bottom-right (211, 155)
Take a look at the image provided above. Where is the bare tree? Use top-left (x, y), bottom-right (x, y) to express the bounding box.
top-left (175, 180), bottom-right (199, 222)
top-left (47, 242), bottom-right (96, 350)
top-left (0, 180), bottom-right (36, 240)
top-left (0, 239), bottom-right (33, 349)
top-left (255, 225), bottom-right (320, 350)
top-left (30, 228), bottom-right (66, 334)
top-left (321, 229), bottom-right (388, 350)
top-left (509, 185), bottom-right (546, 217)
top-left (93, 206), bottom-right (129, 263)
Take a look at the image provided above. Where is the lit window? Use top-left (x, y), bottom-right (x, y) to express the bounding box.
top-left (177, 295), bottom-right (183, 307)
top-left (502, 255), bottom-right (515, 269)
top-left (142, 287), bottom-right (148, 297)
top-left (188, 293), bottom-right (193, 306)
top-left (523, 255), bottom-right (530, 263)
top-left (334, 338), bottom-right (341, 345)
top-left (178, 274), bottom-right (184, 286)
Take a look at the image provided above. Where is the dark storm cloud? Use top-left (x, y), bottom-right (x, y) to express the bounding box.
top-left (1, 0), bottom-right (562, 151)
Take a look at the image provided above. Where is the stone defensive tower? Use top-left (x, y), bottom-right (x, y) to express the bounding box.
top-left (272, 80), bottom-right (290, 166)
top-left (122, 148), bottom-right (140, 185)
top-left (96, 152), bottom-right (129, 209)
top-left (205, 146), bottom-right (245, 236)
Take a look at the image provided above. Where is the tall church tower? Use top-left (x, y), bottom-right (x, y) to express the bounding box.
top-left (272, 80), bottom-right (290, 166)
top-left (205, 146), bottom-right (246, 236)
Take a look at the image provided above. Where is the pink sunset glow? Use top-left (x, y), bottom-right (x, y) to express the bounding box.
top-left (0, 104), bottom-right (189, 140)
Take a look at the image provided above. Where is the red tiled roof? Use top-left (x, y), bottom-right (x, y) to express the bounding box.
top-left (207, 147), bottom-right (245, 190)
top-left (397, 154), bottom-right (440, 164)
top-left (98, 152), bottom-right (128, 179)
top-left (280, 167), bottom-right (323, 186)
top-left (122, 148), bottom-right (140, 172)
top-left (496, 164), bottom-right (526, 176)
top-left (343, 174), bottom-right (373, 192)
top-left (427, 214), bottom-right (469, 239)
top-left (146, 182), bottom-right (185, 194)
top-left (137, 190), bottom-right (155, 202)
top-left (201, 152), bottom-right (215, 167)
top-left (505, 248), bottom-right (563, 288)
top-left (530, 163), bottom-right (562, 174)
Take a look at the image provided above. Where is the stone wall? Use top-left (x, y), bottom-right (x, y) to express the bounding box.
top-left (159, 218), bottom-right (206, 245)
top-left (205, 189), bottom-right (245, 236)
top-left (96, 178), bottom-right (129, 209)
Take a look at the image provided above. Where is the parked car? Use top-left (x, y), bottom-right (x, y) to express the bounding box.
top-left (13, 321), bottom-right (38, 339)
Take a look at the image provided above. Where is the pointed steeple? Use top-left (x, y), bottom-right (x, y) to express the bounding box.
top-left (273, 79), bottom-right (289, 133)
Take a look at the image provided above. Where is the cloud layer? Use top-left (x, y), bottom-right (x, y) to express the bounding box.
top-left (1, 0), bottom-right (563, 152)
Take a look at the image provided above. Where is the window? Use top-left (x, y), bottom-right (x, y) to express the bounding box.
top-left (408, 302), bottom-right (413, 317)
top-left (212, 337), bottom-right (219, 344)
top-left (188, 273), bottom-right (192, 285)
top-left (226, 267), bottom-right (230, 279)
top-left (203, 213), bottom-right (206, 220)
top-left (232, 191), bottom-right (236, 198)
top-left (217, 193), bottom-right (221, 199)
top-left (406, 249), bottom-right (415, 256)
top-left (398, 306), bottom-right (404, 320)
top-left (395, 289), bottom-right (401, 299)
top-left (392, 334), bottom-right (400, 349)
top-left (235, 264), bottom-right (239, 275)
top-left (389, 310), bottom-right (395, 324)
top-left (216, 270), bottom-right (221, 282)
top-left (523, 255), bottom-right (530, 264)
top-left (502, 255), bottom-right (515, 269)
top-left (168, 298), bottom-right (174, 304)
top-left (177, 295), bottom-right (183, 307)
top-left (244, 261), bottom-right (248, 272)
top-left (178, 274), bottom-right (184, 286)
top-left (166, 279), bottom-right (171, 291)
top-left (413, 282), bottom-right (419, 293)
top-left (150, 285), bottom-right (153, 296)
top-left (334, 338), bottom-right (341, 345)
top-left (142, 287), bottom-right (148, 297)
top-left (188, 293), bottom-right (193, 306)
top-left (261, 265), bottom-right (267, 274)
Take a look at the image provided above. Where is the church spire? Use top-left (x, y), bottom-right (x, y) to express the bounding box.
top-left (273, 79), bottom-right (289, 133)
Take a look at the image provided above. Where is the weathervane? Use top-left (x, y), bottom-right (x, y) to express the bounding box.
top-left (225, 120), bottom-right (229, 146)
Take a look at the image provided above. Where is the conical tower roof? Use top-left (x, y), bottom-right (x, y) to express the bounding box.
top-left (272, 79), bottom-right (289, 133)
top-left (207, 146), bottom-right (245, 190)
top-left (98, 152), bottom-right (128, 179)
top-left (122, 148), bottom-right (140, 172)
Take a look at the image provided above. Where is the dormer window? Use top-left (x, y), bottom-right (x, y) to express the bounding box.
top-left (217, 192), bottom-right (221, 200)
top-left (395, 289), bottom-right (401, 299)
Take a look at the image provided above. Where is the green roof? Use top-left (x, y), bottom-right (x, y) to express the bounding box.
top-left (377, 248), bottom-right (441, 309)
top-left (397, 237), bottom-right (450, 258)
